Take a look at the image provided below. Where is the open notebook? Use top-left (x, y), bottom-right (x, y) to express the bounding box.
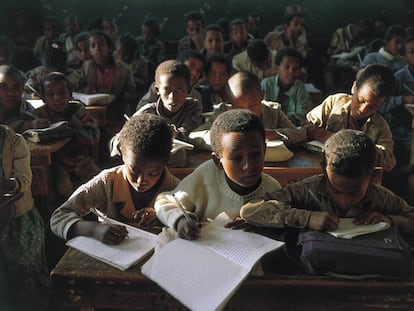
top-left (142, 213), bottom-right (284, 311)
top-left (327, 218), bottom-right (390, 239)
top-left (66, 218), bottom-right (158, 271)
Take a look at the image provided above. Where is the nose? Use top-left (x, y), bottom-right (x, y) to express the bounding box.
top-left (136, 174), bottom-right (146, 185)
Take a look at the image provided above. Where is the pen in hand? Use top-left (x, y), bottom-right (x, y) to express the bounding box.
top-left (89, 207), bottom-right (129, 238)
top-left (308, 189), bottom-right (325, 211)
top-left (172, 193), bottom-right (196, 227)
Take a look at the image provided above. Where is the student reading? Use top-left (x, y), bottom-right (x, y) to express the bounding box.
top-left (50, 114), bottom-right (180, 244)
top-left (240, 129), bottom-right (414, 234)
top-left (155, 109), bottom-right (281, 240)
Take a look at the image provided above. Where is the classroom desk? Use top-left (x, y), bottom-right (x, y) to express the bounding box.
top-left (27, 138), bottom-right (71, 196)
top-left (51, 248), bottom-right (414, 311)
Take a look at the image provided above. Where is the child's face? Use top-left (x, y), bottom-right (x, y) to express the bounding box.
top-left (404, 41), bottom-right (414, 67)
top-left (44, 21), bottom-right (59, 40)
top-left (184, 57), bottom-right (204, 86)
top-left (121, 148), bottom-right (165, 193)
top-left (325, 162), bottom-right (370, 212)
top-left (230, 24), bottom-right (248, 46)
top-left (156, 73), bottom-right (188, 113)
top-left (350, 83), bottom-right (385, 120)
top-left (286, 16), bottom-right (304, 38)
top-left (186, 20), bottom-right (203, 41)
top-left (89, 35), bottom-right (110, 64)
top-left (76, 40), bottom-right (91, 62)
top-left (204, 30), bottom-right (224, 55)
top-left (385, 35), bottom-right (404, 56)
top-left (142, 26), bottom-right (156, 43)
top-left (65, 17), bottom-right (80, 35)
top-left (278, 56), bottom-right (301, 88)
top-left (207, 62), bottom-right (229, 91)
top-left (41, 80), bottom-right (71, 113)
top-left (218, 130), bottom-right (265, 189)
top-left (247, 16), bottom-right (261, 35)
top-left (0, 73), bottom-right (23, 111)
top-left (231, 88), bottom-right (263, 117)
top-left (103, 20), bottom-right (119, 37)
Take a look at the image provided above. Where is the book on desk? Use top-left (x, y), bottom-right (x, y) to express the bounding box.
top-left (72, 92), bottom-right (115, 106)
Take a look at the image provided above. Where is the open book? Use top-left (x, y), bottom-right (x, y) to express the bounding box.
top-left (72, 92), bottom-right (115, 106)
top-left (66, 217), bottom-right (158, 271)
top-left (304, 139), bottom-right (325, 153)
top-left (327, 218), bottom-right (390, 239)
top-left (171, 138), bottom-right (194, 154)
top-left (142, 213), bottom-right (284, 311)
top-left (22, 121), bottom-right (75, 143)
top-left (265, 140), bottom-right (294, 162)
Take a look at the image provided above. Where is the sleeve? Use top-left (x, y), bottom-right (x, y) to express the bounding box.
top-left (306, 95), bottom-right (334, 127)
top-left (71, 104), bottom-right (100, 146)
top-left (378, 79), bottom-right (404, 114)
top-left (289, 83), bottom-right (313, 126)
top-left (181, 100), bottom-right (203, 133)
top-left (373, 119), bottom-right (396, 172)
top-left (10, 133), bottom-right (32, 193)
top-left (273, 110), bottom-right (307, 144)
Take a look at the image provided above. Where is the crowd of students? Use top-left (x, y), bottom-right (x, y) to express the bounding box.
top-left (1, 3), bottom-right (414, 310)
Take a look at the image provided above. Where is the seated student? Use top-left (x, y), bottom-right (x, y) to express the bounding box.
top-left (0, 124), bottom-right (52, 310)
top-left (137, 50), bottom-right (204, 109)
top-left (155, 109), bottom-right (282, 240)
top-left (58, 15), bottom-right (82, 64)
top-left (50, 114), bottom-right (180, 242)
top-left (232, 39), bottom-right (278, 79)
top-left (79, 30), bottom-right (136, 129)
top-left (201, 24), bottom-right (225, 59)
top-left (240, 129), bottom-right (414, 235)
top-left (264, 12), bottom-right (306, 57)
top-left (223, 19), bottom-right (249, 56)
top-left (228, 71), bottom-right (307, 144)
top-left (246, 12), bottom-right (263, 39)
top-left (196, 54), bottom-right (232, 112)
top-left (33, 16), bottom-right (61, 61)
top-left (261, 47), bottom-right (312, 126)
top-left (305, 64), bottom-right (396, 172)
top-left (34, 72), bottom-right (100, 200)
top-left (136, 60), bottom-right (202, 139)
top-left (115, 32), bottom-right (150, 101)
top-left (25, 43), bottom-right (82, 96)
top-left (67, 32), bottom-right (92, 72)
top-left (102, 17), bottom-right (120, 44)
top-left (177, 11), bottom-right (204, 53)
top-left (361, 25), bottom-right (406, 72)
top-left (136, 17), bottom-right (165, 69)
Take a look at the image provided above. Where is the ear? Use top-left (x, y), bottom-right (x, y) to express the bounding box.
top-left (351, 81), bottom-right (357, 94)
top-left (211, 152), bottom-right (222, 168)
top-left (154, 85), bottom-right (160, 96)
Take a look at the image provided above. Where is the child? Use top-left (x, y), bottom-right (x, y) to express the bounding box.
top-left (201, 24), bottom-right (225, 58)
top-left (33, 16), bottom-right (60, 61)
top-left (50, 114), bottom-right (180, 242)
top-left (197, 55), bottom-right (232, 112)
top-left (67, 32), bottom-right (91, 71)
top-left (240, 129), bottom-right (414, 234)
top-left (136, 60), bottom-right (202, 139)
top-left (155, 109), bottom-right (281, 240)
top-left (80, 30), bottom-right (136, 127)
top-left (261, 47), bottom-right (312, 126)
top-left (361, 25), bottom-right (406, 72)
top-left (177, 11), bottom-right (204, 53)
top-left (306, 64), bottom-right (396, 172)
top-left (223, 19), bottom-right (249, 56)
top-left (232, 39), bottom-right (278, 79)
top-left (0, 124), bottom-right (52, 310)
top-left (36, 72), bottom-right (100, 199)
top-left (246, 13), bottom-right (263, 39)
top-left (102, 17), bottom-right (119, 44)
top-left (58, 15), bottom-right (81, 64)
top-left (136, 17), bottom-right (165, 67)
top-left (115, 32), bottom-right (150, 100)
top-left (228, 71), bottom-right (306, 144)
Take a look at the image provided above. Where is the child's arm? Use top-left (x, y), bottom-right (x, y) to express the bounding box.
top-left (179, 99), bottom-right (203, 135)
top-left (67, 220), bottom-right (128, 245)
top-left (69, 104), bottom-right (100, 145)
top-left (373, 120), bottom-right (396, 172)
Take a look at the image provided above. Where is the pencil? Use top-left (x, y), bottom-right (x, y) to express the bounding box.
top-left (89, 207), bottom-right (129, 237)
top-left (25, 84), bottom-right (39, 94)
top-left (172, 193), bottom-right (196, 227)
top-left (403, 84), bottom-right (414, 95)
top-left (308, 189), bottom-right (325, 211)
top-left (274, 130), bottom-right (289, 141)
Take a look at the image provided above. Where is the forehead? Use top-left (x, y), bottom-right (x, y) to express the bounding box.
top-left (0, 72), bottom-right (21, 84)
top-left (89, 35), bottom-right (106, 44)
top-left (221, 130), bottom-right (264, 151)
top-left (205, 30), bottom-right (222, 39)
top-left (187, 20), bottom-right (202, 27)
top-left (289, 16), bottom-right (304, 24)
top-left (185, 57), bottom-right (203, 67)
top-left (279, 55), bottom-right (301, 66)
top-left (231, 23), bottom-right (246, 31)
top-left (43, 79), bottom-right (68, 90)
top-left (209, 62), bottom-right (227, 72)
top-left (326, 166), bottom-right (369, 194)
top-left (122, 149), bottom-right (165, 168)
top-left (158, 73), bottom-right (186, 85)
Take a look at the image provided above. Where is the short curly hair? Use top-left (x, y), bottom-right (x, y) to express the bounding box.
top-left (155, 60), bottom-right (191, 89)
top-left (322, 129), bottom-right (376, 178)
top-left (210, 109), bottom-right (265, 155)
top-left (355, 64), bottom-right (395, 97)
top-left (119, 113), bottom-right (172, 162)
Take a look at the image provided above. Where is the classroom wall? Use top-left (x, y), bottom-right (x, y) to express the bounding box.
top-left (2, 0), bottom-right (414, 43)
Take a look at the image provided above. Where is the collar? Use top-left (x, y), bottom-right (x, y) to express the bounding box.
top-left (378, 47), bottom-right (396, 61)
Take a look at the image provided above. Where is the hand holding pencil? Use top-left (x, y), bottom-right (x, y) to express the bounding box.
top-left (172, 192), bottom-right (201, 240)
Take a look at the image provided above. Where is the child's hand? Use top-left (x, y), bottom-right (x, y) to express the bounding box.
top-left (354, 212), bottom-right (393, 225)
top-left (92, 223), bottom-right (128, 245)
top-left (176, 216), bottom-right (201, 240)
top-left (224, 217), bottom-right (253, 231)
top-left (132, 207), bottom-right (160, 228)
top-left (308, 211), bottom-right (339, 231)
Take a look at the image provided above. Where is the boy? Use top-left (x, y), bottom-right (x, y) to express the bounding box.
top-left (58, 15), bottom-right (81, 63)
top-left (246, 13), bottom-right (262, 39)
top-left (305, 64), bottom-right (396, 172)
top-left (33, 16), bottom-right (60, 61)
top-left (136, 17), bottom-right (165, 67)
top-left (177, 11), bottom-right (204, 53)
top-left (50, 114), bottom-right (180, 243)
top-left (232, 39), bottom-right (278, 79)
top-left (36, 72), bottom-right (100, 199)
top-left (155, 109), bottom-right (281, 240)
top-left (261, 47), bottom-right (312, 126)
top-left (201, 24), bottom-right (225, 58)
top-left (361, 25), bottom-right (406, 72)
top-left (228, 71), bottom-right (306, 144)
top-left (67, 32), bottom-right (91, 71)
top-left (136, 60), bottom-right (203, 138)
top-left (223, 19), bottom-right (249, 56)
top-left (240, 129), bottom-right (414, 234)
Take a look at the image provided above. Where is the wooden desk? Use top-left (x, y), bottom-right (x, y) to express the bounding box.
top-left (27, 138), bottom-right (71, 196)
top-left (51, 248), bottom-right (414, 311)
top-left (85, 105), bottom-right (107, 127)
